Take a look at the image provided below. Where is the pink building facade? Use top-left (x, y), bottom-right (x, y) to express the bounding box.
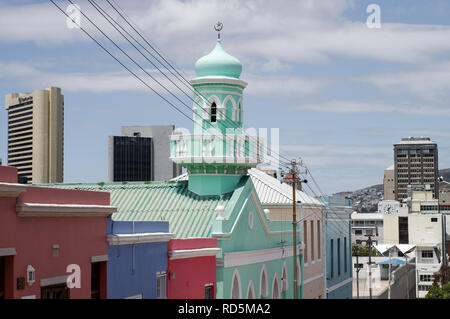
top-left (0, 166), bottom-right (116, 299)
top-left (167, 238), bottom-right (220, 299)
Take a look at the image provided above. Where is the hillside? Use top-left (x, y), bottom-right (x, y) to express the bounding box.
top-left (338, 168), bottom-right (450, 212)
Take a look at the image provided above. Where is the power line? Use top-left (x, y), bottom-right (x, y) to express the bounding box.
top-left (58, 0), bottom-right (293, 172)
top-left (49, 0), bottom-right (193, 124)
top-left (90, 0), bottom-right (293, 171)
top-left (98, 0), bottom-right (296, 169)
top-left (281, 163), bottom-right (351, 244)
top-left (66, 0), bottom-right (197, 119)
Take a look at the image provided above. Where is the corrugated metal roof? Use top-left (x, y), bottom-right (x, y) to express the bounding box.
top-left (248, 168), bottom-right (323, 206)
top-left (171, 170), bottom-right (323, 206)
top-left (39, 181), bottom-right (232, 239)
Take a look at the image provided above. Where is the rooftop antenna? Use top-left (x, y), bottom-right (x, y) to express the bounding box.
top-left (214, 21), bottom-right (223, 39)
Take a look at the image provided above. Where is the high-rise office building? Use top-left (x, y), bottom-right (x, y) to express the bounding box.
top-left (5, 87), bottom-right (64, 184)
top-left (108, 125), bottom-right (181, 182)
top-left (394, 137), bottom-right (438, 201)
top-left (108, 136), bottom-right (153, 182)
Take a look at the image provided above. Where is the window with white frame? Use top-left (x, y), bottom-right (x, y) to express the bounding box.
top-left (420, 274), bottom-right (433, 282)
top-left (156, 271), bottom-right (166, 299)
top-left (421, 250), bottom-right (434, 259)
top-left (418, 285), bottom-right (430, 292)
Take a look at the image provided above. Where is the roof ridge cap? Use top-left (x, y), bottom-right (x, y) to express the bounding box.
top-left (249, 168), bottom-right (293, 202)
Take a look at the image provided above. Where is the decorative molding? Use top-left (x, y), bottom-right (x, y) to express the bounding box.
top-left (91, 255), bottom-right (108, 263)
top-left (303, 273), bottom-right (324, 285)
top-left (190, 77), bottom-right (248, 89)
top-left (326, 277), bottom-right (352, 293)
top-left (0, 247), bottom-right (16, 257)
top-left (223, 245), bottom-right (302, 268)
top-left (0, 182), bottom-right (27, 197)
top-left (169, 247), bottom-right (221, 260)
top-left (107, 232), bottom-right (174, 246)
top-left (212, 191), bottom-right (302, 239)
top-left (16, 202), bottom-right (117, 217)
top-left (198, 90), bottom-right (243, 97)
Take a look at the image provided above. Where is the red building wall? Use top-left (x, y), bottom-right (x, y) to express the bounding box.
top-left (167, 238), bottom-right (217, 299)
top-left (0, 166), bottom-right (111, 299)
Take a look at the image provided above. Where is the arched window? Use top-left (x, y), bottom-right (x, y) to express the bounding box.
top-left (247, 281), bottom-right (255, 299)
top-left (272, 274), bottom-right (280, 299)
top-left (211, 102), bottom-right (217, 123)
top-left (260, 265), bottom-right (268, 298)
top-left (231, 269), bottom-right (242, 299)
top-left (282, 263), bottom-right (288, 292)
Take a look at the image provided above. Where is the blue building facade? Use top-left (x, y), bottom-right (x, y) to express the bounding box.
top-left (323, 194), bottom-right (353, 299)
top-left (106, 219), bottom-right (172, 299)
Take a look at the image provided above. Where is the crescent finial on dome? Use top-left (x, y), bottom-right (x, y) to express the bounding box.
top-left (194, 26), bottom-right (242, 79)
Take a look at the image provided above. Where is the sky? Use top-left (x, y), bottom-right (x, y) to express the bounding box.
top-left (0, 0), bottom-right (449, 195)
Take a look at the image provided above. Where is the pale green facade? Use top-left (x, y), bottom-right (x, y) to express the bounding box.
top-left (210, 176), bottom-right (303, 299)
top-left (170, 37), bottom-right (304, 299)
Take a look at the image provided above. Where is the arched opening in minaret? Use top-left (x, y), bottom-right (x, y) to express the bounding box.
top-left (211, 102), bottom-right (217, 123)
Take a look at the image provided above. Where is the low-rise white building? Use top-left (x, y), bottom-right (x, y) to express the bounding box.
top-left (379, 190), bottom-right (447, 297)
top-left (351, 212), bottom-right (383, 245)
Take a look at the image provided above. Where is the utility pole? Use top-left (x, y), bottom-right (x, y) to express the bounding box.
top-left (284, 159), bottom-right (307, 299)
top-left (366, 226), bottom-right (378, 299)
top-left (388, 247), bottom-right (392, 299)
top-left (353, 244), bottom-right (360, 299)
top-left (438, 176), bottom-right (448, 267)
top-left (367, 234), bottom-right (373, 299)
top-left (291, 162), bottom-right (298, 300)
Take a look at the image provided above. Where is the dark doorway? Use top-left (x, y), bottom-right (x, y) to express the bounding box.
top-left (41, 284), bottom-right (69, 299)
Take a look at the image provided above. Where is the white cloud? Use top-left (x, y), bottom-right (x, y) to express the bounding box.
top-left (279, 143), bottom-right (392, 192)
top-left (362, 61), bottom-right (450, 101)
top-left (1, 0), bottom-right (450, 67)
top-left (280, 144), bottom-right (391, 157)
top-left (0, 58), bottom-right (324, 97)
top-left (280, 100), bottom-right (450, 117)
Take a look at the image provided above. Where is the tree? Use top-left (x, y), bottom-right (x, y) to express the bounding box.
top-left (426, 257), bottom-right (450, 299)
top-left (352, 243), bottom-right (380, 257)
top-left (426, 283), bottom-right (450, 299)
top-left (432, 263), bottom-right (450, 286)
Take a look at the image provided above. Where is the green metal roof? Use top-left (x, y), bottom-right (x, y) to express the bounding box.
top-left (39, 181), bottom-right (232, 239)
top-left (195, 39), bottom-right (242, 79)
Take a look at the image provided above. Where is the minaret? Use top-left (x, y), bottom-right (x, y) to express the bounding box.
top-left (170, 24), bottom-right (264, 196)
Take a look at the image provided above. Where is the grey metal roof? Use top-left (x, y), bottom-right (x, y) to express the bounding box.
top-left (248, 168), bottom-right (323, 206)
top-left (172, 169), bottom-right (323, 206)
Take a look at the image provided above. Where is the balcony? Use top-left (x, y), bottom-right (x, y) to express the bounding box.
top-left (170, 133), bottom-right (264, 166)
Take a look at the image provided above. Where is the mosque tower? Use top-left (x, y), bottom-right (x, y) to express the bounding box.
top-left (170, 24), bottom-right (264, 195)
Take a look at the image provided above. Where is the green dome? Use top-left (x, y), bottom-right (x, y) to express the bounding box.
top-left (195, 39), bottom-right (242, 79)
